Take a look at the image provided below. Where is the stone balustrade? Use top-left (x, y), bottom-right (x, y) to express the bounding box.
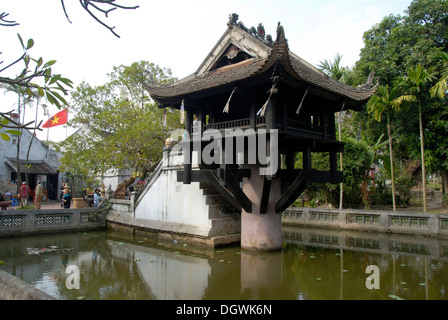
top-left (283, 207), bottom-right (448, 238)
top-left (0, 208), bottom-right (106, 238)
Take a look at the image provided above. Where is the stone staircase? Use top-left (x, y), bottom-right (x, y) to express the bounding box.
top-left (198, 181), bottom-right (241, 238)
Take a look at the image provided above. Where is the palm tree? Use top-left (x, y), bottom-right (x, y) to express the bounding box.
top-left (430, 51), bottom-right (448, 99)
top-left (394, 64), bottom-right (436, 213)
top-left (318, 53), bottom-right (354, 85)
top-left (367, 85), bottom-right (402, 211)
top-left (430, 51), bottom-right (448, 209)
top-left (318, 53), bottom-right (354, 209)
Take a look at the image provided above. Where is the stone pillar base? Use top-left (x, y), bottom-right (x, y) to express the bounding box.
top-left (241, 166), bottom-right (282, 251)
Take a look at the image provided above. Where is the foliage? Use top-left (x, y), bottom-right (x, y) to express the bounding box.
top-left (395, 175), bottom-right (415, 205)
top-left (0, 34), bottom-right (73, 141)
top-left (341, 137), bottom-right (374, 208)
top-left (57, 61), bottom-right (180, 179)
top-left (318, 53), bottom-right (356, 85)
top-left (354, 0), bottom-right (448, 193)
top-left (1, 1), bottom-right (140, 140)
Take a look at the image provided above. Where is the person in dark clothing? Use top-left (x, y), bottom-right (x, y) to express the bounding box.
top-left (62, 188), bottom-right (71, 209)
top-left (60, 182), bottom-right (66, 207)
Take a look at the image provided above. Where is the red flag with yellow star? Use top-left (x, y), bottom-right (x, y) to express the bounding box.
top-left (42, 108), bottom-right (68, 128)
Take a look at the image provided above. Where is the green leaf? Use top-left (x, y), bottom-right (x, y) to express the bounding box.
top-left (43, 60), bottom-right (57, 68)
top-left (36, 85), bottom-right (45, 97)
top-left (26, 38), bottom-right (34, 50)
top-left (17, 33), bottom-right (24, 50)
top-left (45, 91), bottom-right (57, 105)
top-left (50, 90), bottom-right (68, 106)
top-left (0, 133), bottom-right (11, 141)
top-left (0, 260), bottom-right (4, 265)
top-left (24, 54), bottom-right (30, 68)
top-left (49, 74), bottom-right (61, 85)
top-left (59, 77), bottom-right (74, 88)
top-left (5, 130), bottom-right (22, 136)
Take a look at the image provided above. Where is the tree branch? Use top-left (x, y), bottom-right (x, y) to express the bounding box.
top-left (60, 0), bottom-right (139, 38)
top-left (0, 111), bottom-right (43, 131)
top-left (0, 12), bottom-right (19, 27)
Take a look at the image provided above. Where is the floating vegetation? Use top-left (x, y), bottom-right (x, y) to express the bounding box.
top-left (388, 294), bottom-right (405, 300)
top-left (26, 246), bottom-right (73, 256)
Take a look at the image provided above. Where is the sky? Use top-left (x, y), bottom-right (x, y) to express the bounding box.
top-left (1, 0), bottom-right (412, 142)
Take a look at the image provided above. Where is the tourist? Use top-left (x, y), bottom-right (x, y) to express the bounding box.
top-left (60, 182), bottom-right (66, 207)
top-left (62, 188), bottom-right (71, 209)
top-left (19, 182), bottom-right (31, 207)
top-left (93, 188), bottom-right (102, 208)
top-left (34, 181), bottom-right (44, 209)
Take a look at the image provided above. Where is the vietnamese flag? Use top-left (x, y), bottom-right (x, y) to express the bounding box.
top-left (42, 108), bottom-right (68, 128)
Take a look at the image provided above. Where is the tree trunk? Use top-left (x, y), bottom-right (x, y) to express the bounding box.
top-left (441, 169), bottom-right (448, 209)
top-left (387, 114), bottom-right (396, 212)
top-left (338, 112), bottom-right (343, 210)
top-left (418, 103), bottom-right (427, 213)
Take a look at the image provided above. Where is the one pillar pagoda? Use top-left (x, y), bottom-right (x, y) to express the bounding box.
top-left (146, 20), bottom-right (377, 251)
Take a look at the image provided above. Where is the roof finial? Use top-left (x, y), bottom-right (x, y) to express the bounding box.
top-left (276, 22), bottom-right (286, 43)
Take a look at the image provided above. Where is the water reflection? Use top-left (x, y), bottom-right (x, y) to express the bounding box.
top-left (0, 227), bottom-right (448, 300)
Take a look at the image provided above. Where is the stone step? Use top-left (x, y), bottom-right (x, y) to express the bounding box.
top-left (208, 204), bottom-right (240, 219)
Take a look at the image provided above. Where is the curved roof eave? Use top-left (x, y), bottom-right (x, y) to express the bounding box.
top-left (146, 23), bottom-right (377, 108)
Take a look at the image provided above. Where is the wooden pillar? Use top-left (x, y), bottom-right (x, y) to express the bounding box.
top-left (282, 97), bottom-right (288, 130)
top-left (303, 146), bottom-right (312, 170)
top-left (329, 148), bottom-right (337, 184)
top-left (328, 111), bottom-right (336, 139)
top-left (265, 97), bottom-right (276, 131)
top-left (250, 100), bottom-right (256, 131)
top-left (183, 107), bottom-right (193, 184)
top-left (286, 151), bottom-right (295, 170)
top-left (322, 112), bottom-right (328, 139)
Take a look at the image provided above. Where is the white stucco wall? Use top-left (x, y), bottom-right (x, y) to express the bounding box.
top-left (134, 150), bottom-right (211, 233)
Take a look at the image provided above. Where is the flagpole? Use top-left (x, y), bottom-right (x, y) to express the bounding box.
top-left (42, 104), bottom-right (50, 142)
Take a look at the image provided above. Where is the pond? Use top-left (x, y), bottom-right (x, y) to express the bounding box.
top-left (0, 226), bottom-right (447, 300)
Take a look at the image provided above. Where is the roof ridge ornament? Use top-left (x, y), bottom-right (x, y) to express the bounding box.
top-left (275, 22), bottom-right (286, 44)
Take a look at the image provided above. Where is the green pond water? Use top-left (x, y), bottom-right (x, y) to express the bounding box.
top-left (1, 226), bottom-right (448, 300)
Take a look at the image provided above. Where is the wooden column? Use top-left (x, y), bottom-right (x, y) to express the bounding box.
top-left (282, 97), bottom-right (288, 130)
top-left (265, 97), bottom-right (276, 131)
top-left (250, 100), bottom-right (256, 131)
top-left (329, 148), bottom-right (337, 184)
top-left (303, 146), bottom-right (312, 170)
top-left (183, 107), bottom-right (193, 184)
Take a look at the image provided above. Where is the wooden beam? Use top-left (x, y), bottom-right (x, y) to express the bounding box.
top-left (259, 177), bottom-right (271, 214)
top-left (206, 170), bottom-right (245, 213)
top-left (275, 169), bottom-right (312, 213)
top-left (224, 167), bottom-right (252, 213)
